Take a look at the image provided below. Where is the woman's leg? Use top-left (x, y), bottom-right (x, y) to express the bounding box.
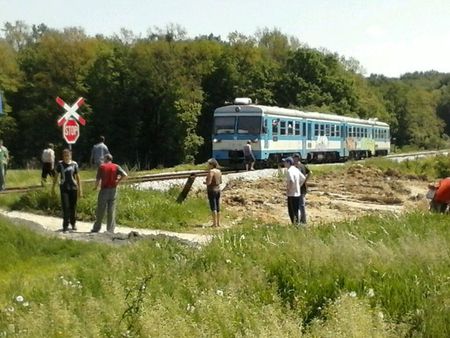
top-left (60, 189), bottom-right (70, 230)
top-left (68, 189), bottom-right (78, 229)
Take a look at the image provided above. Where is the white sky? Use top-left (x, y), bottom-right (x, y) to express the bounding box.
top-left (1, 0), bottom-right (449, 77)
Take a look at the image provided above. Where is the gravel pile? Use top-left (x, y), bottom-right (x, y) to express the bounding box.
top-left (135, 168), bottom-right (283, 192)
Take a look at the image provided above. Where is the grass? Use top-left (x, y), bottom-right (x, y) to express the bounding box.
top-left (0, 211), bottom-right (449, 337)
top-left (2, 155), bottom-right (449, 233)
top-left (4, 185), bottom-right (213, 232)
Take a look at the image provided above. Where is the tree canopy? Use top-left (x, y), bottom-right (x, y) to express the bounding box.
top-left (0, 21), bottom-right (448, 167)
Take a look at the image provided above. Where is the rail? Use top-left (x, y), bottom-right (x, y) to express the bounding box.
top-left (0, 169), bottom-right (243, 194)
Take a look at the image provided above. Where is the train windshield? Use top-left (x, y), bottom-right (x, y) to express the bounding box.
top-left (237, 116), bottom-right (262, 134)
top-left (214, 116), bottom-right (236, 134)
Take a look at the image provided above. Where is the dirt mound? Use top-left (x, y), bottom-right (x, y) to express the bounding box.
top-left (220, 165), bottom-right (430, 225)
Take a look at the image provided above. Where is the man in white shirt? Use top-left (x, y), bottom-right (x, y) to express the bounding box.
top-left (41, 143), bottom-right (55, 185)
top-left (283, 157), bottom-right (306, 225)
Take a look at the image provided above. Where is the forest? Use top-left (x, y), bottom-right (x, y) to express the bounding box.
top-left (1, 21), bottom-right (449, 168)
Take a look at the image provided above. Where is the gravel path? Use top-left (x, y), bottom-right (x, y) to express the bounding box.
top-left (0, 209), bottom-right (212, 246)
top-left (135, 168), bottom-right (281, 192)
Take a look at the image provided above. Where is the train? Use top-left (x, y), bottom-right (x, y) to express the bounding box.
top-left (212, 98), bottom-right (390, 166)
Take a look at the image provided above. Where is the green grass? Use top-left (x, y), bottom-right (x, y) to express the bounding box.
top-left (0, 212), bottom-right (449, 337)
top-left (6, 185), bottom-right (212, 232)
top-left (3, 156), bottom-right (450, 233)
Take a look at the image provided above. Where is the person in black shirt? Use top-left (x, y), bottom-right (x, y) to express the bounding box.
top-left (52, 149), bottom-right (82, 232)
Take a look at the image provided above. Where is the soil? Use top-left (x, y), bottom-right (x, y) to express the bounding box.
top-left (218, 164), bottom-right (431, 226)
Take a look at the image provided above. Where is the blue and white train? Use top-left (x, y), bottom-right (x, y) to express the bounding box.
top-left (212, 98), bottom-right (390, 165)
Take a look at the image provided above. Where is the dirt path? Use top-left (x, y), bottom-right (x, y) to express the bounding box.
top-left (213, 164), bottom-right (430, 225)
top-left (0, 210), bottom-right (212, 246)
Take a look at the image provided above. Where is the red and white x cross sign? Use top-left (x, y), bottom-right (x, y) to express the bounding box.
top-left (56, 97), bottom-right (86, 126)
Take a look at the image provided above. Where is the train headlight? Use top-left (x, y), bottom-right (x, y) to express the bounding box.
top-left (252, 138), bottom-right (259, 143)
top-left (213, 138), bottom-right (221, 143)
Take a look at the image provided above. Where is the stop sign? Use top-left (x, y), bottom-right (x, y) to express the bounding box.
top-left (63, 119), bottom-right (80, 144)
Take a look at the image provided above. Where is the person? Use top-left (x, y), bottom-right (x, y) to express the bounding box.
top-left (283, 156), bottom-right (305, 226)
top-left (52, 149), bottom-right (82, 232)
top-left (41, 143), bottom-right (55, 186)
top-left (91, 154), bottom-right (127, 233)
top-left (243, 140), bottom-right (255, 171)
top-left (428, 177), bottom-right (450, 213)
top-left (0, 140), bottom-right (9, 191)
top-left (293, 153), bottom-right (312, 224)
top-left (90, 136), bottom-right (110, 167)
top-left (204, 158), bottom-right (222, 227)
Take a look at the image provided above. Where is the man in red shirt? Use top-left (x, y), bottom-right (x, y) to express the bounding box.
top-left (91, 154), bottom-right (127, 233)
top-left (429, 177), bottom-right (450, 213)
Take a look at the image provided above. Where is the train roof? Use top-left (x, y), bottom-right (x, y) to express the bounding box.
top-left (214, 104), bottom-right (390, 128)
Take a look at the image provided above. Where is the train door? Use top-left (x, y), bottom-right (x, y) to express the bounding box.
top-left (341, 124), bottom-right (347, 159)
top-left (307, 122), bottom-right (312, 140)
top-left (302, 121), bottom-right (307, 159)
top-left (263, 118), bottom-right (269, 149)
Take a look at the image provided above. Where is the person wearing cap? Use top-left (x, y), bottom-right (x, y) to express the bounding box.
top-left (204, 158), bottom-right (222, 227)
top-left (243, 140), bottom-right (256, 171)
top-left (293, 153), bottom-right (312, 224)
top-left (91, 154), bottom-right (127, 233)
top-left (283, 156), bottom-right (306, 226)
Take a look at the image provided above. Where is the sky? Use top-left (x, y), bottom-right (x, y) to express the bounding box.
top-left (1, 0), bottom-right (449, 77)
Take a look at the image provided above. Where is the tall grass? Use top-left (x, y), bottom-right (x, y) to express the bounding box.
top-left (1, 211), bottom-right (449, 337)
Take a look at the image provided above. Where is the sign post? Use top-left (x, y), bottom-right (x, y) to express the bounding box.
top-left (56, 97), bottom-right (86, 149)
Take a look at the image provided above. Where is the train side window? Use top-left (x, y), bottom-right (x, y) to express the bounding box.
top-left (314, 124), bottom-right (319, 136)
top-left (348, 126), bottom-right (352, 137)
top-left (336, 125), bottom-right (340, 137)
top-left (320, 124), bottom-right (325, 136)
top-left (294, 121), bottom-right (301, 135)
top-left (287, 121), bottom-right (294, 135)
top-left (325, 124), bottom-right (330, 136)
top-left (331, 125), bottom-right (335, 137)
top-left (272, 119), bottom-right (279, 135)
top-left (280, 121), bottom-right (286, 135)
top-left (303, 123), bottom-right (306, 136)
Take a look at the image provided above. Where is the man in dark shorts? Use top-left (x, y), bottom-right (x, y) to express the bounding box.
top-left (204, 158), bottom-right (222, 227)
top-left (41, 143), bottom-right (55, 186)
top-left (243, 140), bottom-right (255, 171)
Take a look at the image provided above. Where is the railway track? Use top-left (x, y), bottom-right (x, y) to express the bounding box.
top-left (1, 149), bottom-right (448, 194)
top-left (0, 169), bottom-right (244, 194)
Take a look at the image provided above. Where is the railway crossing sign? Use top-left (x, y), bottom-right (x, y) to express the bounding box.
top-left (63, 119), bottom-right (80, 144)
top-left (56, 96), bottom-right (86, 146)
top-left (56, 97), bottom-right (86, 126)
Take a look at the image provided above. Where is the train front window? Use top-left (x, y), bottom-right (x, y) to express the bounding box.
top-left (214, 116), bottom-right (235, 134)
top-left (237, 116), bottom-right (262, 134)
